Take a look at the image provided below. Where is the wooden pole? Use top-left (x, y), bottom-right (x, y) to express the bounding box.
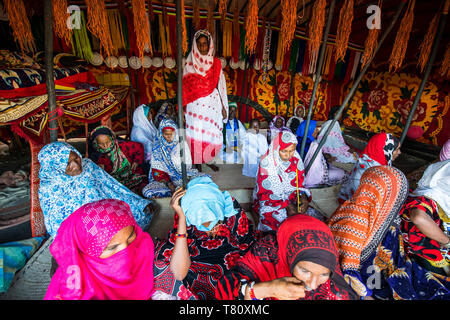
top-left (304, 0), bottom-right (407, 174)
top-left (299, 0), bottom-right (336, 159)
top-left (44, 0), bottom-right (58, 142)
top-left (399, 2), bottom-right (448, 144)
top-left (176, 0), bottom-right (188, 187)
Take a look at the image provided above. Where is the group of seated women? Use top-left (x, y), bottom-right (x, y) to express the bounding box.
top-left (37, 103), bottom-right (450, 300)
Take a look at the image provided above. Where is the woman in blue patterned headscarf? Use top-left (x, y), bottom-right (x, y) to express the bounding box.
top-left (38, 141), bottom-right (155, 237)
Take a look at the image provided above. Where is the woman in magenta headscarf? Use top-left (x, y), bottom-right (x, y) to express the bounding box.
top-left (44, 199), bottom-right (155, 300)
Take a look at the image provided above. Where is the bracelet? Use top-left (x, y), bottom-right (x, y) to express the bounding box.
top-left (248, 281), bottom-right (259, 300)
top-left (175, 233), bottom-right (187, 239)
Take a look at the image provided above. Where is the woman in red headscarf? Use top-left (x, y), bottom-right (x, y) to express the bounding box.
top-left (215, 214), bottom-right (359, 300)
top-left (44, 199), bottom-right (155, 300)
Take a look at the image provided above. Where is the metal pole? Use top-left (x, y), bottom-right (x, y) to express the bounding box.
top-left (299, 0), bottom-right (336, 158)
top-left (304, 0), bottom-right (406, 174)
top-left (44, 0), bottom-right (58, 142)
top-left (176, 0), bottom-right (188, 187)
top-left (399, 5), bottom-right (448, 144)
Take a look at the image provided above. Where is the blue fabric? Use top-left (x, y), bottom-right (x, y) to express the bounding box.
top-left (296, 120), bottom-right (316, 158)
top-left (0, 237), bottom-right (45, 293)
top-left (38, 142), bottom-right (152, 237)
top-left (181, 176), bottom-right (238, 231)
top-left (345, 226), bottom-right (450, 300)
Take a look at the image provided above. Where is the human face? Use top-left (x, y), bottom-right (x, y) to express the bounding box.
top-left (162, 128), bottom-right (175, 143)
top-left (392, 144), bottom-right (401, 161)
top-left (99, 225), bottom-right (137, 259)
top-left (196, 35), bottom-right (209, 56)
top-left (275, 118), bottom-right (284, 129)
top-left (95, 134), bottom-right (112, 151)
top-left (296, 107), bottom-right (304, 118)
top-left (65, 150), bottom-right (82, 176)
top-left (292, 260), bottom-right (331, 291)
top-left (250, 120), bottom-right (260, 134)
top-left (229, 107), bottom-right (237, 120)
top-left (279, 144), bottom-right (296, 162)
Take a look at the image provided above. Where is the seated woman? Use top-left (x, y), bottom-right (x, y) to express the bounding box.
top-left (328, 166), bottom-right (450, 299)
top-left (142, 119), bottom-right (204, 198)
top-left (286, 105), bottom-right (305, 134)
top-left (296, 120), bottom-right (348, 188)
top-left (267, 115), bottom-right (291, 145)
top-left (44, 199), bottom-right (155, 300)
top-left (400, 160), bottom-right (450, 276)
top-left (89, 126), bottom-right (147, 194)
top-left (38, 141), bottom-right (155, 238)
top-left (130, 104), bottom-right (158, 164)
top-left (215, 214), bottom-right (358, 300)
top-left (338, 132), bottom-right (401, 202)
top-left (253, 131), bottom-right (321, 233)
top-left (152, 177), bottom-right (257, 300)
top-left (316, 120), bottom-right (357, 165)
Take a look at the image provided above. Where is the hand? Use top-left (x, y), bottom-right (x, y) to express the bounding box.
top-left (170, 187), bottom-right (186, 218)
top-left (131, 162), bottom-right (139, 171)
top-left (222, 107), bottom-right (228, 120)
top-left (298, 194), bottom-right (309, 214)
top-left (265, 277), bottom-right (306, 300)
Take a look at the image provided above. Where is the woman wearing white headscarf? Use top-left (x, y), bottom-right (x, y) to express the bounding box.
top-left (130, 104), bottom-right (158, 162)
top-left (182, 29), bottom-right (229, 165)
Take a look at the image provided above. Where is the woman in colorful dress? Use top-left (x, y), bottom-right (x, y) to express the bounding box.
top-left (338, 132), bottom-right (401, 203)
top-left (286, 105), bottom-right (305, 135)
top-left (89, 126), bottom-right (147, 194)
top-left (38, 141), bottom-right (154, 238)
top-left (182, 29), bottom-right (229, 167)
top-left (215, 214), bottom-right (359, 300)
top-left (44, 199), bottom-right (155, 300)
top-left (329, 165), bottom-right (450, 299)
top-left (400, 160), bottom-right (450, 276)
top-left (253, 131), bottom-right (315, 232)
top-left (267, 115), bottom-right (291, 145)
top-left (142, 119), bottom-right (203, 198)
top-left (130, 104), bottom-right (158, 164)
top-left (152, 177), bottom-right (257, 300)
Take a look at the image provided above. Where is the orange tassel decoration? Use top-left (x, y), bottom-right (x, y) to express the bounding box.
top-left (335, 0), bottom-right (354, 63)
top-left (181, 0), bottom-right (188, 55)
top-left (193, 0), bottom-right (200, 30)
top-left (361, 0), bottom-right (382, 70)
top-left (131, 0), bottom-right (153, 59)
top-left (245, 0), bottom-right (258, 55)
top-left (53, 0), bottom-right (72, 46)
top-left (85, 0), bottom-right (115, 58)
top-left (307, 0), bottom-right (326, 69)
top-left (439, 43), bottom-right (450, 79)
top-left (3, 0), bottom-right (36, 53)
top-left (417, 13), bottom-right (439, 73)
top-left (280, 0), bottom-right (299, 56)
top-left (388, 0), bottom-right (415, 72)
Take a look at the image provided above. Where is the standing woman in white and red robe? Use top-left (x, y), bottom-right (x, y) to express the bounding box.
top-left (182, 30), bottom-right (229, 168)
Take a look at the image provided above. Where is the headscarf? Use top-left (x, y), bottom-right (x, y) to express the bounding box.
top-left (286, 105), bottom-right (305, 135)
top-left (236, 214), bottom-right (358, 300)
top-left (317, 120), bottom-right (356, 163)
top-left (269, 115), bottom-right (290, 139)
top-left (89, 126), bottom-right (145, 189)
top-left (412, 159), bottom-right (450, 219)
top-left (154, 102), bottom-right (177, 129)
top-left (329, 166), bottom-right (408, 271)
top-left (44, 199), bottom-right (155, 300)
top-left (181, 176), bottom-right (237, 232)
top-left (296, 119), bottom-right (317, 157)
top-left (130, 104), bottom-right (158, 160)
top-left (38, 142), bottom-right (151, 237)
top-left (362, 132), bottom-right (399, 166)
top-left (440, 139), bottom-right (450, 161)
top-left (183, 29), bottom-right (215, 77)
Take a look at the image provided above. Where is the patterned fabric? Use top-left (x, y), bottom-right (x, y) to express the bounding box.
top-left (316, 120), bottom-right (356, 164)
top-left (130, 104), bottom-right (158, 161)
top-left (253, 131), bottom-right (311, 232)
top-left (90, 126), bottom-right (147, 191)
top-left (142, 119), bottom-right (203, 199)
top-left (338, 132), bottom-right (399, 202)
top-left (344, 226), bottom-right (450, 299)
top-left (400, 196), bottom-right (450, 270)
top-left (153, 198), bottom-right (257, 300)
top-left (215, 215), bottom-right (359, 300)
top-left (154, 102), bottom-right (177, 129)
top-left (440, 139), bottom-right (450, 161)
top-left (38, 142), bottom-right (152, 237)
top-left (44, 199), bottom-right (155, 300)
top-left (329, 166), bottom-right (409, 271)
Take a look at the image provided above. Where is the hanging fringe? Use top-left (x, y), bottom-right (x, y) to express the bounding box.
top-left (71, 11), bottom-right (93, 62)
top-left (439, 43), bottom-right (450, 79)
top-left (280, 0), bottom-right (298, 56)
top-left (307, 0), bottom-right (326, 71)
top-left (361, 0), bottom-right (382, 69)
top-left (3, 0), bottom-right (36, 53)
top-left (107, 9), bottom-right (127, 51)
top-left (262, 22), bottom-right (272, 82)
top-left (193, 0), bottom-right (200, 30)
top-left (131, 0), bottom-right (153, 59)
top-left (53, 0), bottom-right (72, 46)
top-left (335, 0), bottom-right (354, 63)
top-left (389, 0), bottom-right (415, 72)
top-left (417, 12), bottom-right (440, 72)
top-left (181, 0), bottom-right (188, 55)
top-left (245, 0), bottom-right (258, 55)
top-left (85, 0), bottom-right (116, 58)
